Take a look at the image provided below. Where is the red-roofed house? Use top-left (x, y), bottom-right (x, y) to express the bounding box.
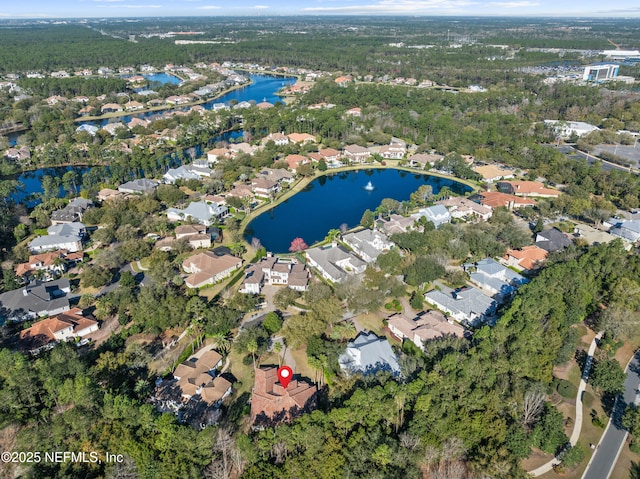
top-left (287, 133), bottom-right (316, 145)
top-left (479, 191), bottom-right (536, 209)
top-left (250, 367), bottom-right (317, 428)
top-left (284, 154), bottom-right (310, 173)
top-left (497, 181), bottom-right (560, 198)
top-left (504, 245), bottom-right (549, 271)
top-left (19, 308), bottom-right (98, 354)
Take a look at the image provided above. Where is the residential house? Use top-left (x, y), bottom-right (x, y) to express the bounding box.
top-left (387, 310), bottom-right (466, 351)
top-left (19, 308), bottom-right (98, 354)
top-left (50, 198), bottom-right (93, 224)
top-left (4, 146), bottom-right (31, 163)
top-left (182, 251), bottom-right (242, 288)
top-left (229, 142), bottom-right (257, 156)
top-left (256, 101), bottom-right (274, 109)
top-left (76, 124), bottom-right (99, 136)
top-left (118, 179), bottom-right (159, 194)
top-left (29, 223), bottom-right (85, 253)
top-left (343, 144), bottom-right (372, 164)
top-left (408, 153), bottom-right (443, 168)
top-left (608, 219), bottom-right (640, 243)
top-left (287, 133), bottom-right (316, 145)
top-left (163, 166), bottom-right (201, 184)
top-left (0, 279), bottom-right (72, 323)
top-left (100, 103), bottom-right (123, 114)
top-left (45, 95), bottom-right (67, 106)
top-left (478, 191), bottom-right (536, 209)
top-left (173, 349), bottom-right (231, 406)
top-left (338, 331), bottom-right (401, 376)
top-left (166, 201), bottom-right (228, 226)
top-left (240, 257), bottom-right (309, 294)
top-left (251, 367), bottom-right (318, 428)
top-left (175, 224), bottom-right (212, 249)
top-left (262, 133), bottom-right (289, 146)
top-left (251, 178), bottom-right (280, 198)
top-left (342, 229), bottom-right (393, 263)
top-left (283, 154), bottom-right (310, 173)
top-left (438, 197), bottom-right (493, 221)
top-left (257, 168), bottom-right (295, 184)
top-left (535, 228), bottom-right (573, 252)
top-left (124, 101), bottom-right (144, 111)
top-left (226, 183), bottom-right (255, 201)
top-left (15, 250), bottom-right (83, 282)
top-left (378, 138), bottom-right (406, 160)
top-left (472, 164), bottom-right (515, 183)
top-left (207, 147), bottom-right (232, 164)
top-left (497, 181), bottom-right (561, 198)
top-left (102, 122), bottom-right (127, 136)
top-left (463, 258), bottom-right (528, 297)
top-left (97, 188), bottom-right (124, 202)
top-left (305, 244), bottom-right (367, 283)
top-left (346, 107), bottom-right (362, 117)
top-left (335, 76), bottom-right (352, 87)
top-left (415, 205), bottom-right (451, 228)
top-left (424, 285), bottom-right (496, 326)
top-left (503, 246), bottom-right (549, 271)
top-left (378, 214), bottom-right (417, 235)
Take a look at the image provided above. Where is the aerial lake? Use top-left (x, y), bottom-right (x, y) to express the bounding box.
top-left (244, 168), bottom-right (472, 253)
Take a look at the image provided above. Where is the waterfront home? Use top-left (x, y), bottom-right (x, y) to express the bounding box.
top-left (343, 144), bottom-right (372, 164)
top-left (478, 191), bottom-right (536, 210)
top-left (118, 179), bottom-right (159, 194)
top-left (287, 133), bottom-right (316, 144)
top-left (341, 229), bottom-right (393, 263)
top-left (50, 198), bottom-right (93, 225)
top-left (283, 154), bottom-right (310, 173)
top-left (472, 164), bottom-right (515, 183)
top-left (174, 224), bottom-right (212, 249)
top-left (438, 197), bottom-right (493, 222)
top-left (100, 103), bottom-right (123, 114)
top-left (251, 178), bottom-right (280, 198)
top-left (408, 153), bottom-right (443, 168)
top-left (415, 205), bottom-right (451, 228)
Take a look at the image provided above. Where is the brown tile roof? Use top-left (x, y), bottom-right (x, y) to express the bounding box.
top-left (19, 309), bottom-right (97, 351)
top-left (251, 367), bottom-right (317, 426)
top-left (479, 191), bottom-right (536, 209)
top-left (505, 245), bottom-right (549, 270)
top-left (175, 224), bottom-right (206, 237)
top-left (201, 376), bottom-right (232, 405)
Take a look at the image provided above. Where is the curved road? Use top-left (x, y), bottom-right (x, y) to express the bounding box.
top-left (582, 351), bottom-right (640, 479)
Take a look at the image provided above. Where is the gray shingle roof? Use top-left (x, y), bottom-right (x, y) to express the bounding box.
top-left (338, 332), bottom-right (400, 376)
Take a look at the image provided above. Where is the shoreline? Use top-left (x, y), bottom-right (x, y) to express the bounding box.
top-left (238, 161), bottom-right (480, 240)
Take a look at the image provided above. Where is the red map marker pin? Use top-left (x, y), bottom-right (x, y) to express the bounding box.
top-left (277, 366), bottom-right (293, 389)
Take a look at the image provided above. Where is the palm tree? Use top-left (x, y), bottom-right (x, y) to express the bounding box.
top-left (325, 228), bottom-right (341, 243)
top-left (273, 341), bottom-right (283, 366)
top-left (211, 333), bottom-right (232, 354)
top-left (247, 339), bottom-right (258, 371)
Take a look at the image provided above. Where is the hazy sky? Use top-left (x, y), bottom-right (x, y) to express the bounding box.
top-left (1, 0), bottom-right (639, 18)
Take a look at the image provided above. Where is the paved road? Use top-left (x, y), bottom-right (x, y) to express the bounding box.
top-left (582, 351), bottom-right (640, 479)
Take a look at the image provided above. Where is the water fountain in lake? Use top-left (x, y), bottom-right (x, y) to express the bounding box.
top-left (364, 181), bottom-right (374, 191)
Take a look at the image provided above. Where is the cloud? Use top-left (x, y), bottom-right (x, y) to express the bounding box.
top-left (92, 0), bottom-right (125, 3)
top-left (196, 4), bottom-right (221, 8)
top-left (253, 5), bottom-right (269, 8)
top-left (303, 0), bottom-right (479, 14)
top-left (489, 1), bottom-right (538, 6)
top-left (113, 3), bottom-right (163, 7)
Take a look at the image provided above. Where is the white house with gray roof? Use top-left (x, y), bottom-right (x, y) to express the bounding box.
top-left (415, 205), bottom-right (451, 228)
top-left (29, 223), bottom-right (86, 253)
top-left (463, 258), bottom-right (528, 297)
top-left (341, 229), bottom-right (393, 263)
top-left (607, 219), bottom-right (640, 243)
top-left (118, 179), bottom-right (159, 194)
top-left (424, 285), bottom-right (496, 326)
top-left (163, 166), bottom-right (201, 184)
top-left (166, 201), bottom-right (228, 227)
top-left (305, 244), bottom-right (366, 283)
top-left (338, 331), bottom-right (400, 376)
